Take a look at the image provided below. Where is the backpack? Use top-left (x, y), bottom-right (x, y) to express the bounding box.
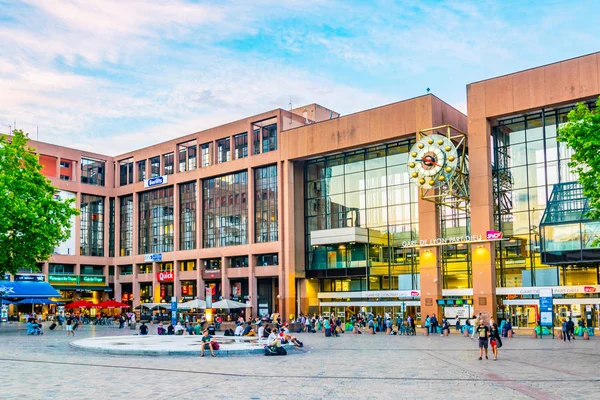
top-left (224, 329), bottom-right (234, 336)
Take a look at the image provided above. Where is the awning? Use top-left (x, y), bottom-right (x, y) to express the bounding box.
top-left (0, 281), bottom-right (61, 298)
top-left (53, 285), bottom-right (113, 292)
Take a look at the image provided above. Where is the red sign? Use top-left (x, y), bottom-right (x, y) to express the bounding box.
top-left (486, 230), bottom-right (503, 240)
top-left (410, 291), bottom-right (419, 297)
top-left (584, 286), bottom-right (597, 293)
top-left (157, 271), bottom-right (174, 282)
top-left (160, 284), bottom-right (165, 298)
top-left (182, 286), bottom-right (188, 295)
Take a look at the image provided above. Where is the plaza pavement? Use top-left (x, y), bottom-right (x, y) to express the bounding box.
top-left (0, 323), bottom-right (598, 400)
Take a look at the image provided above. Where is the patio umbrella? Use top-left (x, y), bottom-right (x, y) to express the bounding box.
top-left (210, 299), bottom-right (248, 309)
top-left (65, 300), bottom-right (96, 309)
top-left (0, 299), bottom-right (16, 305)
top-left (178, 299), bottom-right (206, 310)
top-left (96, 300), bottom-right (130, 309)
top-left (18, 298), bottom-right (60, 305)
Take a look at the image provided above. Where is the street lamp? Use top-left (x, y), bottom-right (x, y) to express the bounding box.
top-left (1, 123), bottom-right (12, 135)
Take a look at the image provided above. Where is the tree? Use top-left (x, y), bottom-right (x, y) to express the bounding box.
top-left (0, 130), bottom-right (79, 275)
top-left (557, 98), bottom-right (600, 245)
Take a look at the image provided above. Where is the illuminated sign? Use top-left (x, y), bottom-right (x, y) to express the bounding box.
top-left (81, 276), bottom-right (106, 284)
top-left (48, 275), bottom-right (79, 284)
top-left (401, 232), bottom-right (506, 248)
top-left (144, 253), bottom-right (163, 262)
top-left (14, 274), bottom-right (45, 282)
top-left (157, 271), bottom-right (174, 282)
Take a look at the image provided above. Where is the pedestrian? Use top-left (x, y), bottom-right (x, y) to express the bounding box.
top-left (119, 314), bottom-right (125, 329)
top-left (430, 313), bottom-right (438, 334)
top-left (476, 320), bottom-right (490, 360)
top-left (567, 317), bottom-right (575, 341)
top-left (425, 315), bottom-right (430, 332)
top-left (455, 318), bottom-right (461, 332)
top-left (471, 313), bottom-right (482, 339)
top-left (489, 319), bottom-right (502, 361)
top-left (561, 319), bottom-right (570, 342)
top-left (200, 330), bottom-right (216, 357)
top-left (66, 315), bottom-right (74, 337)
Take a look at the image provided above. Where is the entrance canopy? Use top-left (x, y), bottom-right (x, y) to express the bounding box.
top-left (0, 281), bottom-right (60, 298)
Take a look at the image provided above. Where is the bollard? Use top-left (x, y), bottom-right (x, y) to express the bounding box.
top-left (556, 331), bottom-right (562, 340)
top-left (508, 330), bottom-right (513, 338)
top-left (531, 330), bottom-right (537, 339)
top-left (583, 330), bottom-right (590, 340)
top-left (444, 330), bottom-right (449, 337)
top-left (424, 328), bottom-right (429, 336)
top-left (463, 329), bottom-right (469, 337)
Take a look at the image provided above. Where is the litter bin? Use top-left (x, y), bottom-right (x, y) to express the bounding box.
top-left (130, 323), bottom-right (137, 330)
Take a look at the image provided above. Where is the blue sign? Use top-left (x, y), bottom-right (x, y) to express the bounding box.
top-left (14, 274), bottom-right (45, 282)
top-left (144, 253), bottom-right (163, 262)
top-left (171, 297), bottom-right (177, 325)
top-left (539, 288), bottom-right (553, 327)
top-left (1, 274), bottom-right (9, 281)
top-left (144, 175), bottom-right (168, 188)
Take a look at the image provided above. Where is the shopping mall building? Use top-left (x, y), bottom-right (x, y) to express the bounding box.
top-left (4, 52), bottom-right (600, 328)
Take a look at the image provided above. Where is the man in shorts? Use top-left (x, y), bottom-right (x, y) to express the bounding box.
top-left (476, 321), bottom-right (490, 360)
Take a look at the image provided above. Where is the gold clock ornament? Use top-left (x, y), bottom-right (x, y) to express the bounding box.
top-left (408, 134), bottom-right (458, 190)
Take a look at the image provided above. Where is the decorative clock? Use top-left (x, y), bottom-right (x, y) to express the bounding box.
top-left (408, 134), bottom-right (458, 190)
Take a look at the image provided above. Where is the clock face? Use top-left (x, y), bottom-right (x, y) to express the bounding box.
top-left (408, 134), bottom-right (459, 190)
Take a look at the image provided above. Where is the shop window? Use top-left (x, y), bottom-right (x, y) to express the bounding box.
top-left (158, 262), bottom-right (173, 272)
top-left (138, 264), bottom-right (153, 274)
top-left (203, 258), bottom-right (222, 270)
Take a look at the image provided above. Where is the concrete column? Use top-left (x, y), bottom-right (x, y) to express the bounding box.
top-left (174, 260), bottom-right (181, 299)
top-left (221, 255), bottom-right (230, 300)
top-left (114, 274), bottom-right (122, 303)
top-left (196, 179), bottom-right (202, 250)
top-left (173, 183), bottom-right (179, 251)
top-left (281, 160), bottom-right (295, 319)
top-left (132, 263), bottom-right (140, 308)
top-left (197, 258), bottom-right (205, 299)
top-left (152, 262), bottom-right (160, 302)
top-left (248, 253), bottom-right (257, 317)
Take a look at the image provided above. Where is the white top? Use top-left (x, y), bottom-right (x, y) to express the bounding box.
top-left (258, 326), bottom-right (265, 338)
top-left (234, 325), bottom-right (244, 336)
top-left (266, 332), bottom-right (278, 346)
top-left (174, 324), bottom-right (184, 334)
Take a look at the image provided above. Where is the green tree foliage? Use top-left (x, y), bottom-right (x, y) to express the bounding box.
top-left (0, 130), bottom-right (79, 275)
top-left (557, 98), bottom-right (600, 245)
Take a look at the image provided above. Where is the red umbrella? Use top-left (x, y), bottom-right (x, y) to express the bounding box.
top-left (96, 300), bottom-right (130, 309)
top-left (65, 300), bottom-right (96, 309)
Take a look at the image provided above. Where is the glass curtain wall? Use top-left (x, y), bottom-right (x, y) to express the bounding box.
top-left (304, 140), bottom-right (419, 290)
top-left (234, 133), bottom-right (248, 159)
top-left (179, 182), bottom-right (196, 250)
top-left (441, 206), bottom-right (471, 289)
top-left (80, 194), bottom-right (104, 256)
top-left (492, 102), bottom-right (593, 287)
top-left (119, 195), bottom-right (133, 256)
top-left (108, 198), bottom-right (115, 257)
top-left (255, 165), bottom-right (278, 242)
top-left (150, 156), bottom-right (160, 178)
top-left (81, 158), bottom-right (105, 186)
top-left (203, 171), bottom-right (248, 247)
top-left (137, 160), bottom-right (146, 182)
top-left (138, 187), bottom-right (174, 254)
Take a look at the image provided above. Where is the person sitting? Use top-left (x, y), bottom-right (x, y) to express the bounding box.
top-left (234, 322), bottom-right (244, 336)
top-left (193, 322), bottom-right (201, 336)
top-left (266, 328), bottom-right (281, 347)
top-left (207, 323), bottom-right (216, 336)
top-left (156, 322), bottom-right (164, 335)
top-left (186, 323), bottom-right (194, 335)
top-left (243, 323), bottom-right (257, 337)
top-left (167, 323), bottom-right (175, 335)
top-left (139, 322), bottom-right (149, 335)
top-left (174, 322), bottom-right (184, 335)
top-left (200, 330), bottom-right (216, 357)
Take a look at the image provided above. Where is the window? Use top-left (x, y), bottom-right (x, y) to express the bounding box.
top-left (230, 256), bottom-right (248, 268)
top-left (150, 156), bottom-right (160, 178)
top-left (256, 253), bottom-right (278, 266)
top-left (203, 171), bottom-right (248, 247)
top-left (60, 175), bottom-right (70, 181)
top-left (255, 165), bottom-right (278, 242)
top-left (81, 265), bottom-right (104, 276)
top-left (119, 195), bottom-right (133, 256)
top-left (163, 152), bottom-right (174, 175)
top-left (180, 260), bottom-right (196, 271)
top-left (158, 262), bottom-right (173, 272)
top-left (138, 264), bottom-right (152, 274)
top-left (119, 265), bottom-right (133, 275)
top-left (178, 140), bottom-right (197, 172)
top-left (108, 198), bottom-right (115, 257)
top-left (201, 143), bottom-right (211, 167)
top-left (49, 264), bottom-right (75, 274)
top-left (203, 258), bottom-right (222, 270)
top-left (80, 194), bottom-right (104, 256)
top-left (60, 161), bottom-right (70, 168)
top-left (137, 160), bottom-right (146, 182)
top-left (179, 182), bottom-right (196, 250)
top-left (253, 129), bottom-right (261, 155)
top-left (119, 159), bottom-right (134, 186)
top-left (138, 186), bottom-right (174, 254)
top-left (262, 123), bottom-right (277, 153)
top-left (233, 133), bottom-right (248, 159)
top-left (81, 157), bottom-right (105, 186)
top-left (217, 137), bottom-right (231, 163)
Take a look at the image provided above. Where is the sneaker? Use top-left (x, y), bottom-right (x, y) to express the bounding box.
top-left (494, 358), bottom-right (497, 361)
top-left (478, 357), bottom-right (482, 360)
top-left (485, 356), bottom-right (488, 360)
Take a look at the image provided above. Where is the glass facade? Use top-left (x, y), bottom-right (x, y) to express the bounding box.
top-left (163, 152), bottom-right (174, 175)
top-left (304, 140), bottom-right (419, 289)
top-left (178, 140), bottom-right (197, 172)
top-left (81, 157), bottom-right (105, 186)
top-left (119, 195), bottom-right (133, 256)
top-left (217, 137), bottom-right (231, 163)
top-left (234, 133), bottom-right (248, 160)
top-left (108, 198), bottom-right (115, 257)
top-left (201, 143), bottom-right (211, 167)
top-left (252, 129), bottom-right (261, 155)
top-left (230, 256), bottom-right (249, 268)
top-left (255, 165), bottom-right (278, 243)
top-left (119, 159), bottom-right (133, 186)
top-left (137, 160), bottom-right (146, 182)
top-left (262, 123), bottom-right (277, 153)
top-left (179, 181), bottom-right (196, 250)
top-left (492, 102), bottom-right (594, 287)
top-left (441, 207), bottom-right (471, 289)
top-left (138, 187), bottom-right (174, 254)
top-left (80, 194), bottom-right (104, 256)
top-left (203, 171), bottom-right (248, 247)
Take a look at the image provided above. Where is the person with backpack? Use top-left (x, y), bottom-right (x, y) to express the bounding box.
top-left (476, 321), bottom-right (490, 360)
top-left (430, 313), bottom-right (438, 334)
top-left (567, 317), bottom-right (575, 340)
top-left (561, 319), bottom-right (570, 342)
top-left (489, 319), bottom-right (502, 361)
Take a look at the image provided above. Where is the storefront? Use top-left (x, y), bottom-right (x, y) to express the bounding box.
top-left (497, 285), bottom-right (600, 328)
top-left (180, 280), bottom-right (196, 301)
top-left (49, 275), bottom-right (111, 310)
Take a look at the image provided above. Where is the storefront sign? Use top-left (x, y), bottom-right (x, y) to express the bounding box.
top-left (157, 271), bottom-right (174, 282)
top-left (1, 273), bottom-right (9, 281)
top-left (144, 253), bottom-right (163, 262)
top-left (401, 231), bottom-right (507, 248)
top-left (319, 290), bottom-right (420, 299)
top-left (171, 296), bottom-right (177, 325)
top-left (14, 274), bottom-right (45, 282)
top-left (48, 275), bottom-right (79, 284)
top-left (496, 285), bottom-right (600, 296)
top-left (81, 276), bottom-right (106, 284)
top-left (144, 175), bottom-right (168, 188)
top-left (539, 288), bottom-right (553, 327)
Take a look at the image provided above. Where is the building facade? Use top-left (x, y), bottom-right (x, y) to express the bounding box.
top-left (7, 53), bottom-right (600, 328)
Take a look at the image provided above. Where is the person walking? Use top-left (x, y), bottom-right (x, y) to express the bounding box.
top-left (471, 313), bottom-right (482, 339)
top-left (567, 317), bottom-right (575, 341)
top-left (489, 319), bottom-right (502, 360)
top-left (476, 320), bottom-right (490, 360)
top-left (425, 315), bottom-right (430, 333)
top-left (561, 319), bottom-right (570, 343)
top-left (66, 315), bottom-right (74, 337)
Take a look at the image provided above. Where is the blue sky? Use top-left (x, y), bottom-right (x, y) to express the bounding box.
top-left (0, 0), bottom-right (599, 155)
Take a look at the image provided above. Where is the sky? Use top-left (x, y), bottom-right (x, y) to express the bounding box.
top-left (0, 0), bottom-right (599, 156)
